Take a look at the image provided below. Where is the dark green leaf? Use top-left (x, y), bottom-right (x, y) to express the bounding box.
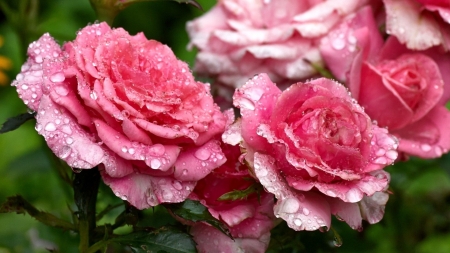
top-left (167, 200), bottom-right (232, 239)
top-left (218, 183), bottom-right (263, 202)
top-left (112, 227), bottom-right (197, 253)
top-left (0, 112), bottom-right (35, 134)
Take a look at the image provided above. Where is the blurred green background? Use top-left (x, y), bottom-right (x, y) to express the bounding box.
top-left (0, 0), bottom-right (449, 252)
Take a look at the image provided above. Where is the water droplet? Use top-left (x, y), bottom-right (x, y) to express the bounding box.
top-left (294, 218), bottom-right (302, 227)
top-left (162, 190), bottom-right (173, 200)
top-left (55, 86), bottom-right (69, 96)
top-left (194, 148), bottom-right (211, 161)
top-left (35, 55), bottom-right (43, 63)
top-left (173, 181), bottom-right (183, 190)
top-left (150, 159), bottom-right (161, 169)
top-left (149, 144), bottom-right (165, 156)
top-left (66, 137), bottom-right (74, 145)
top-left (50, 72), bottom-right (65, 83)
top-left (302, 207), bottom-right (310, 216)
top-left (90, 91), bottom-right (98, 100)
top-left (21, 84), bottom-right (29, 90)
top-left (59, 146), bottom-right (71, 159)
top-left (128, 148), bottom-right (135, 155)
top-left (420, 144), bottom-right (431, 152)
top-left (435, 146), bottom-right (443, 156)
top-left (35, 124), bottom-right (42, 132)
top-left (280, 197), bottom-right (300, 213)
top-left (44, 122), bottom-right (56, 131)
top-left (331, 38), bottom-right (346, 50)
top-left (385, 150), bottom-right (398, 160)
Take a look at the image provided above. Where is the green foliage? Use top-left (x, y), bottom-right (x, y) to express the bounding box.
top-left (0, 112), bottom-right (35, 134)
top-left (111, 227), bottom-right (197, 253)
top-left (167, 199), bottom-right (232, 239)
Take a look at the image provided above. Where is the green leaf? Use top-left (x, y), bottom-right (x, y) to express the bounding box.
top-left (0, 112), bottom-right (35, 134)
top-left (167, 199), bottom-right (232, 239)
top-left (112, 227), bottom-right (197, 253)
top-left (218, 183), bottom-right (263, 202)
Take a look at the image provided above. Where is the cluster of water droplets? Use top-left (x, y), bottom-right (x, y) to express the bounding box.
top-left (369, 128), bottom-right (399, 165)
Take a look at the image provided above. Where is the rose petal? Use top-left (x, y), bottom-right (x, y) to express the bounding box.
top-left (12, 33), bottom-right (62, 111)
top-left (253, 152), bottom-right (331, 231)
top-left (173, 139), bottom-right (226, 181)
top-left (233, 73), bottom-right (282, 151)
top-left (36, 96), bottom-right (104, 168)
top-left (191, 223), bottom-right (271, 253)
top-left (393, 106), bottom-right (450, 158)
top-left (384, 0), bottom-right (443, 50)
top-left (101, 171), bottom-right (195, 209)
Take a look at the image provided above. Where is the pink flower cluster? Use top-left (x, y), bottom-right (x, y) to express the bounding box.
top-left (10, 0), bottom-right (450, 252)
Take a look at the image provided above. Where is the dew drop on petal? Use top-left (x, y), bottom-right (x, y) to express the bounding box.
top-left (194, 148), bottom-right (211, 161)
top-left (90, 91), bottom-right (98, 100)
top-left (45, 122), bottom-right (56, 131)
top-left (66, 137), bottom-right (74, 145)
top-left (50, 72), bottom-right (65, 83)
top-left (173, 181), bottom-right (183, 190)
top-left (149, 144), bottom-right (165, 156)
top-left (59, 146), bottom-right (72, 159)
top-left (420, 144), bottom-right (431, 152)
top-left (294, 218), bottom-right (302, 227)
top-left (150, 159), bottom-right (161, 169)
top-left (331, 38), bottom-right (346, 50)
top-left (55, 86), bottom-right (69, 96)
top-left (302, 207), bottom-right (310, 216)
top-left (280, 197), bottom-right (300, 214)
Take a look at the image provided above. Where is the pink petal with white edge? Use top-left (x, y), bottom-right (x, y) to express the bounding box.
top-left (393, 106), bottom-right (450, 158)
top-left (233, 73), bottom-right (281, 152)
top-left (365, 127), bottom-right (398, 172)
top-left (101, 149), bottom-right (134, 178)
top-left (12, 33), bottom-right (63, 111)
top-left (328, 199), bottom-right (363, 230)
top-left (359, 191), bottom-right (389, 224)
top-left (101, 171), bottom-right (196, 209)
top-left (384, 0), bottom-right (442, 50)
top-left (222, 118), bottom-right (243, 146)
top-left (94, 119), bottom-right (180, 172)
top-left (228, 193), bottom-right (276, 239)
top-left (253, 152), bottom-right (331, 231)
top-left (191, 223), bottom-right (271, 253)
top-left (313, 170), bottom-right (389, 203)
top-left (35, 96), bottom-right (104, 169)
top-left (219, 204), bottom-right (254, 227)
top-left (173, 140), bottom-right (226, 181)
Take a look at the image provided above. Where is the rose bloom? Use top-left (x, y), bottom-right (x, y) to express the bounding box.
top-left (187, 0), bottom-right (371, 89)
top-left (12, 22), bottom-right (228, 209)
top-left (224, 73), bottom-right (398, 231)
top-left (384, 0), bottom-right (450, 51)
top-left (188, 143), bottom-right (275, 253)
top-left (321, 7), bottom-right (450, 158)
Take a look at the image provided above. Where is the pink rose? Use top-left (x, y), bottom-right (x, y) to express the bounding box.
top-left (322, 8), bottom-right (450, 158)
top-left (188, 143), bottom-right (275, 253)
top-left (12, 22), bottom-right (228, 209)
top-left (225, 73), bottom-right (397, 231)
top-left (187, 0), bottom-right (370, 88)
top-left (384, 0), bottom-right (450, 51)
